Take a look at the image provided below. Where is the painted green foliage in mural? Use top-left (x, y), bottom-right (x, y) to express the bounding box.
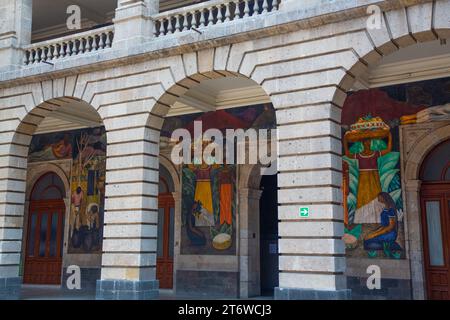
top-left (344, 148), bottom-right (403, 225)
top-left (181, 164), bottom-right (236, 255)
top-left (342, 114), bottom-right (404, 260)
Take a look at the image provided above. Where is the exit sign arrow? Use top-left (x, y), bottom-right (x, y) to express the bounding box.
top-left (300, 207), bottom-right (309, 218)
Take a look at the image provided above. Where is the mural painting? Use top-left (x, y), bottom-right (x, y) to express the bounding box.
top-left (28, 132), bottom-right (73, 162)
top-left (29, 127), bottom-right (107, 254)
top-left (342, 76), bottom-right (450, 259)
top-left (165, 104), bottom-right (276, 255)
top-left (182, 161), bottom-right (237, 255)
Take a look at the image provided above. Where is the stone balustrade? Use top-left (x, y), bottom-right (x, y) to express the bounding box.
top-left (153, 0), bottom-right (280, 37)
top-left (23, 25), bottom-right (114, 65)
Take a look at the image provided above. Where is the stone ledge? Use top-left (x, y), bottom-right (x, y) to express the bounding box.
top-left (274, 287), bottom-right (352, 300)
top-left (0, 277), bottom-right (21, 300)
top-left (95, 279), bottom-right (159, 300)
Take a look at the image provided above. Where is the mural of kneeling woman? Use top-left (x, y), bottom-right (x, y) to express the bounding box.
top-left (364, 192), bottom-right (402, 259)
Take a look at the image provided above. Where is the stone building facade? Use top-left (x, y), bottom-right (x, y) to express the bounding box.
top-left (0, 0), bottom-right (449, 300)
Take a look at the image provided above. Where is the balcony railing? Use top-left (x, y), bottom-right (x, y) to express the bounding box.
top-left (22, 0), bottom-right (281, 66)
top-left (23, 25), bottom-right (114, 65)
top-left (153, 0), bottom-right (280, 37)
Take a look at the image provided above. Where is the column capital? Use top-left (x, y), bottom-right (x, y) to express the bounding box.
top-left (405, 179), bottom-right (421, 192)
top-left (239, 188), bottom-right (263, 200)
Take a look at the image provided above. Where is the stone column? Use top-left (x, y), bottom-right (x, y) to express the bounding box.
top-left (96, 124), bottom-right (160, 300)
top-left (404, 179), bottom-right (426, 300)
top-left (172, 190), bottom-right (181, 293)
top-left (112, 0), bottom-right (158, 47)
top-left (0, 133), bottom-right (31, 299)
top-left (0, 0), bottom-right (32, 72)
top-left (272, 81), bottom-right (350, 299)
top-left (239, 188), bottom-right (262, 298)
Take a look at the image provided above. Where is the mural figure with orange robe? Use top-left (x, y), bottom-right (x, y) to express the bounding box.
top-left (218, 166), bottom-right (233, 226)
top-left (343, 116), bottom-right (392, 224)
top-left (189, 162), bottom-right (215, 227)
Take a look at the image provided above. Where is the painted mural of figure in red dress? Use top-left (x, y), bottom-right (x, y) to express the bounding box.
top-left (344, 124), bottom-right (393, 224)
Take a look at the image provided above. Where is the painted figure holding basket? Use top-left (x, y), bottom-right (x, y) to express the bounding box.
top-left (343, 116), bottom-right (393, 224)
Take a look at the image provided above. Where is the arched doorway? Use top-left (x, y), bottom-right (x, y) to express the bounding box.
top-left (420, 139), bottom-right (450, 300)
top-left (24, 172), bottom-right (66, 285)
top-left (157, 165), bottom-right (175, 289)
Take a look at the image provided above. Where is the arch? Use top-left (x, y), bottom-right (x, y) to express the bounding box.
top-left (405, 125), bottom-right (450, 182)
top-left (239, 164), bottom-right (263, 190)
top-left (25, 163), bottom-right (71, 201)
top-left (329, 2), bottom-right (450, 300)
top-left (11, 96), bottom-right (103, 150)
top-left (146, 70), bottom-right (272, 131)
top-left (333, 3), bottom-right (450, 103)
top-left (0, 93), bottom-right (107, 287)
top-left (30, 172), bottom-right (65, 201)
top-left (420, 139), bottom-right (450, 181)
top-left (159, 154), bottom-right (180, 194)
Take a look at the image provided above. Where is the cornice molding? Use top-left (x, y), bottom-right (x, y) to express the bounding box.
top-left (0, 0), bottom-right (427, 88)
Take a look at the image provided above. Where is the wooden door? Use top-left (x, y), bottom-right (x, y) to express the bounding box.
top-left (156, 193), bottom-right (175, 289)
top-left (421, 182), bottom-right (450, 300)
top-left (24, 200), bottom-right (65, 284)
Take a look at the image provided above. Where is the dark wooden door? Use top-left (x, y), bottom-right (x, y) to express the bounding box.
top-left (156, 193), bottom-right (175, 289)
top-left (24, 200), bottom-right (65, 285)
top-left (421, 182), bottom-right (450, 300)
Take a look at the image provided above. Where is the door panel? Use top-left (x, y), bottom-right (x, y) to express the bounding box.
top-left (24, 201), bottom-right (65, 285)
top-left (421, 183), bottom-right (450, 300)
top-left (156, 194), bottom-right (175, 289)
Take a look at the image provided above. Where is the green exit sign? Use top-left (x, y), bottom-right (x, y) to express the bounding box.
top-left (300, 207), bottom-right (310, 218)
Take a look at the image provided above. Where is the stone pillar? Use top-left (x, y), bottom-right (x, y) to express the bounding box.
top-left (96, 124), bottom-right (160, 300)
top-left (0, 133), bottom-right (31, 299)
top-left (172, 190), bottom-right (181, 293)
top-left (404, 179), bottom-right (426, 300)
top-left (239, 188), bottom-right (262, 298)
top-left (272, 82), bottom-right (350, 299)
top-left (112, 0), bottom-right (158, 47)
top-left (0, 0), bottom-right (32, 72)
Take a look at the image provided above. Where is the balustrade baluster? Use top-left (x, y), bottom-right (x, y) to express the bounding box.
top-left (105, 33), bottom-right (112, 47)
top-left (224, 3), bottom-right (231, 22)
top-left (262, 0), bottom-right (269, 13)
top-left (168, 17), bottom-right (175, 34)
top-left (92, 36), bottom-right (99, 50)
top-left (255, 0), bottom-right (261, 14)
top-left (217, 5), bottom-right (224, 23)
top-left (59, 43), bottom-right (65, 57)
top-left (183, 13), bottom-right (189, 30)
top-left (199, 10), bottom-right (206, 27)
top-left (208, 7), bottom-right (215, 25)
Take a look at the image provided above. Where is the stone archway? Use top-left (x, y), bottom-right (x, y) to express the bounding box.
top-left (151, 71), bottom-right (275, 298)
top-left (22, 162), bottom-right (71, 285)
top-left (331, 1), bottom-right (450, 300)
top-left (403, 124), bottom-right (450, 299)
top-left (0, 94), bottom-right (106, 295)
